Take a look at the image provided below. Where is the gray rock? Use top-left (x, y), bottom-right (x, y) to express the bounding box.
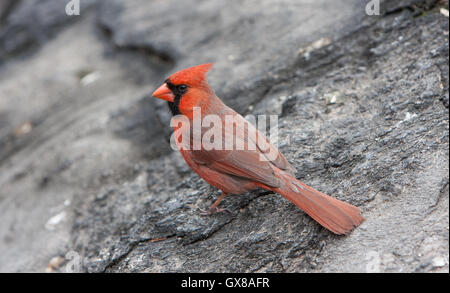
top-left (97, 0), bottom-right (370, 114)
top-left (0, 0), bottom-right (447, 272)
top-left (0, 0), bottom-right (97, 61)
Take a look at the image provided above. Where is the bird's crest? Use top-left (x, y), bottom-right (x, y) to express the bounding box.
top-left (168, 63), bottom-right (214, 87)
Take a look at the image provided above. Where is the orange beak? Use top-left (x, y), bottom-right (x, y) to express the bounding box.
top-left (152, 83), bottom-right (175, 102)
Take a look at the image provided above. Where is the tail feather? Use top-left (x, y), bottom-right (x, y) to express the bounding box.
top-left (273, 174), bottom-right (364, 235)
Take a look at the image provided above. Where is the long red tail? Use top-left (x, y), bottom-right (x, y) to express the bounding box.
top-left (271, 173), bottom-right (364, 235)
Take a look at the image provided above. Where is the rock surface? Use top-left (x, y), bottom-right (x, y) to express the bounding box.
top-left (0, 0), bottom-right (448, 272)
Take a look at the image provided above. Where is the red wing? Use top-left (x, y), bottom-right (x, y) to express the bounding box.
top-left (242, 113), bottom-right (296, 175)
top-left (192, 149), bottom-right (281, 188)
top-left (190, 111), bottom-right (294, 188)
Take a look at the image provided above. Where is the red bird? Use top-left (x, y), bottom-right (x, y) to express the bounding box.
top-left (152, 64), bottom-right (364, 235)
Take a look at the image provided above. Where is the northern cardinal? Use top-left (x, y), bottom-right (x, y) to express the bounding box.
top-left (152, 64), bottom-right (364, 235)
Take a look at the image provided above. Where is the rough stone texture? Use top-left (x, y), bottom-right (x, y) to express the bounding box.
top-left (0, 0), bottom-right (448, 272)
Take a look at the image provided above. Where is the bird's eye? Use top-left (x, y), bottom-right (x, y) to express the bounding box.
top-left (177, 84), bottom-right (188, 92)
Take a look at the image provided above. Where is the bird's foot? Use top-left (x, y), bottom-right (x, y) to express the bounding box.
top-left (199, 206), bottom-right (231, 216)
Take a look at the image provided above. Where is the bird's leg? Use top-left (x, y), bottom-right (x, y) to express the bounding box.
top-left (200, 192), bottom-right (230, 215)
